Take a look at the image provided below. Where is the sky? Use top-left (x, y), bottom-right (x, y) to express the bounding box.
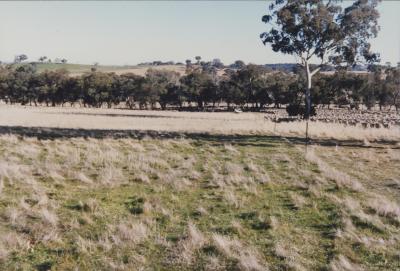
top-left (0, 1), bottom-right (399, 66)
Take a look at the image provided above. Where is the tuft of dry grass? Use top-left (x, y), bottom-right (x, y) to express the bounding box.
top-left (368, 197), bottom-right (400, 220)
top-left (178, 222), bottom-right (207, 264)
top-left (212, 234), bottom-right (267, 271)
top-left (305, 148), bottom-right (364, 192)
top-left (330, 255), bottom-right (363, 271)
top-left (112, 222), bottom-right (148, 245)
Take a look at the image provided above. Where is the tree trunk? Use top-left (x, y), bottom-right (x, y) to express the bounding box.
top-left (305, 62), bottom-right (312, 120)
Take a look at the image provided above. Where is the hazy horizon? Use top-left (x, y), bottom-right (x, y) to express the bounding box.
top-left (1, 1), bottom-right (400, 66)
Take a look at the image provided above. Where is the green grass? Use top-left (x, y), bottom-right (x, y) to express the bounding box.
top-left (0, 134), bottom-right (399, 270)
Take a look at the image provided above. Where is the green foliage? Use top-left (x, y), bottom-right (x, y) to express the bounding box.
top-left (261, 0), bottom-right (380, 66)
top-left (0, 62), bottom-right (398, 112)
top-left (125, 196), bottom-right (145, 214)
top-left (260, 0), bottom-right (381, 117)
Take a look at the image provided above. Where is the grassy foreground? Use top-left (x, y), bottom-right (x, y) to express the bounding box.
top-left (0, 134), bottom-right (399, 270)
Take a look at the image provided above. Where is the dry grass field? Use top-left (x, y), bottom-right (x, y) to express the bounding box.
top-left (33, 63), bottom-right (187, 77)
top-left (0, 105), bottom-right (399, 270)
top-left (1, 105), bottom-right (399, 142)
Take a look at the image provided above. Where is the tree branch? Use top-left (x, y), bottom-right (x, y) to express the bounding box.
top-left (310, 67), bottom-right (321, 76)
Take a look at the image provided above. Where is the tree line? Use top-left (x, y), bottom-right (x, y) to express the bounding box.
top-left (0, 63), bottom-right (399, 114)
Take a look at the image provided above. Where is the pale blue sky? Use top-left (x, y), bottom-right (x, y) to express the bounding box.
top-left (0, 1), bottom-right (399, 65)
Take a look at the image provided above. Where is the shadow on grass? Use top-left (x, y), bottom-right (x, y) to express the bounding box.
top-left (40, 111), bottom-right (257, 121)
top-left (41, 112), bottom-right (181, 119)
top-left (0, 125), bottom-right (398, 149)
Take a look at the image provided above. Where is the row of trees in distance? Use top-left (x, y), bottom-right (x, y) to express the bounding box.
top-left (0, 62), bottom-right (399, 114)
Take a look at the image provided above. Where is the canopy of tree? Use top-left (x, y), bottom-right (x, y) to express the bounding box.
top-left (260, 0), bottom-right (381, 117)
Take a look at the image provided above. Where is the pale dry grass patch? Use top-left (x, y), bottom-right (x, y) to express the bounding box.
top-left (34, 157), bottom-right (66, 182)
top-left (0, 243), bottom-right (8, 262)
top-left (289, 192), bottom-right (307, 209)
top-left (329, 195), bottom-right (386, 237)
top-left (111, 221), bottom-right (149, 246)
top-left (269, 216), bottom-right (279, 230)
top-left (255, 172), bottom-right (271, 184)
top-left (16, 143), bottom-right (41, 160)
top-left (329, 255), bottom-right (363, 271)
top-left (0, 160), bottom-right (31, 185)
top-left (40, 229), bottom-right (62, 244)
top-left (276, 120), bottom-right (400, 142)
top-left (98, 164), bottom-right (124, 185)
top-left (1, 106), bottom-right (398, 141)
top-left (48, 170), bottom-right (65, 182)
top-left (205, 256), bottom-right (222, 270)
top-left (85, 198), bottom-right (100, 214)
top-left (231, 220), bottom-right (244, 235)
top-left (223, 189), bottom-right (241, 209)
top-left (210, 170), bottom-right (225, 188)
top-left (0, 177), bottom-right (3, 195)
top-left (274, 242), bottom-right (303, 269)
top-left (225, 174), bottom-right (251, 186)
top-left (181, 156), bottom-right (197, 170)
top-left (386, 147), bottom-right (400, 161)
top-left (133, 173), bottom-right (151, 184)
top-left (245, 158), bottom-right (272, 184)
top-left (179, 222), bottom-right (207, 264)
top-left (368, 197), bottom-right (400, 220)
top-left (6, 207), bottom-right (24, 227)
top-left (0, 134), bottom-right (20, 144)
top-left (335, 217), bottom-right (358, 240)
top-left (40, 208), bottom-right (59, 226)
top-left (165, 152), bottom-right (184, 164)
top-left (4, 202), bottom-right (62, 246)
top-left (54, 144), bottom-right (82, 167)
top-left (245, 161), bottom-right (259, 173)
top-left (212, 233), bottom-right (267, 271)
top-left (97, 233), bottom-right (113, 252)
top-left (125, 140), bottom-right (146, 152)
top-left (0, 232), bottom-right (30, 256)
top-left (31, 187), bottom-right (49, 207)
top-left (187, 169), bottom-right (202, 181)
top-left (224, 144), bottom-right (240, 154)
top-left (76, 235), bottom-right (96, 255)
top-left (305, 149), bottom-right (363, 192)
top-left (75, 172), bottom-right (93, 184)
top-left (242, 183), bottom-right (259, 195)
top-left (157, 169), bottom-right (192, 190)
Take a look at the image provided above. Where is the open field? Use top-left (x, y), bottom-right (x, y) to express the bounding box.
top-left (0, 132), bottom-right (399, 270)
top-left (0, 105), bottom-right (399, 270)
top-left (2, 0), bottom-right (399, 269)
top-left (37, 63), bottom-right (187, 77)
top-left (0, 105), bottom-right (400, 143)
top-left (28, 63), bottom-right (187, 77)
